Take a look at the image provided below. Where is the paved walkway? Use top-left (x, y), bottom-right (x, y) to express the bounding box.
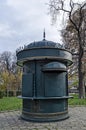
top-left (0, 107), bottom-right (86, 130)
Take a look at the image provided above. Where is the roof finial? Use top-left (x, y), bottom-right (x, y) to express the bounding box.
top-left (43, 29), bottom-right (46, 40)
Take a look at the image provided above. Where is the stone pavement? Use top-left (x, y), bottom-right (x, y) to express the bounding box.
top-left (0, 107), bottom-right (86, 130)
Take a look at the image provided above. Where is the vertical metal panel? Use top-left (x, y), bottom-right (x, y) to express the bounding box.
top-left (44, 72), bottom-right (66, 97)
top-left (22, 74), bottom-right (33, 97)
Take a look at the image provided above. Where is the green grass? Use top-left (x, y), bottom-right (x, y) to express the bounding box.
top-left (68, 94), bottom-right (86, 106)
top-left (0, 97), bottom-right (22, 111)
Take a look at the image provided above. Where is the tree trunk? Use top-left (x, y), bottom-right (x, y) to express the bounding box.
top-left (83, 80), bottom-right (86, 98)
top-left (78, 49), bottom-right (85, 98)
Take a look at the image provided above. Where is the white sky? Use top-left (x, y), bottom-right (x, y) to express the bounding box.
top-left (0, 0), bottom-right (85, 53)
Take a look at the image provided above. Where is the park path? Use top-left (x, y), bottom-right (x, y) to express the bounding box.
top-left (0, 107), bottom-right (86, 130)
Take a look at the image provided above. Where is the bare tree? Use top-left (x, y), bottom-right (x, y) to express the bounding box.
top-left (0, 51), bottom-right (22, 96)
top-left (0, 51), bottom-right (12, 72)
top-left (49, 0), bottom-right (86, 98)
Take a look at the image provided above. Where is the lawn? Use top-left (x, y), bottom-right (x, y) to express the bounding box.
top-left (0, 97), bottom-right (22, 111)
top-left (68, 94), bottom-right (86, 106)
top-left (0, 94), bottom-right (86, 112)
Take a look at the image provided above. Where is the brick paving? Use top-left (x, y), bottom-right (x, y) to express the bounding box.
top-left (0, 107), bottom-right (86, 130)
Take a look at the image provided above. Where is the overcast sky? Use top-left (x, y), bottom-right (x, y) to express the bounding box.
top-left (0, 0), bottom-right (85, 53)
top-left (0, 0), bottom-right (60, 53)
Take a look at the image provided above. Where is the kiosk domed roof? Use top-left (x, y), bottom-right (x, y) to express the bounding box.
top-left (26, 31), bottom-right (63, 49)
